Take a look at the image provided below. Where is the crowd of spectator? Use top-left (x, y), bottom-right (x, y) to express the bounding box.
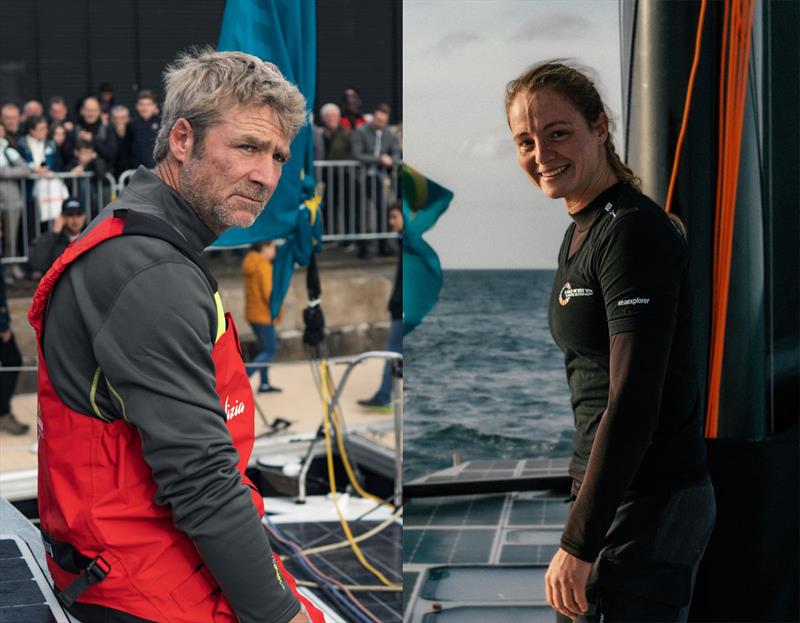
top-left (1, 86), bottom-right (161, 181)
top-left (1, 83), bottom-right (402, 264)
top-left (0, 84), bottom-right (403, 439)
top-left (313, 87), bottom-right (402, 259)
top-left (0, 84), bottom-right (161, 265)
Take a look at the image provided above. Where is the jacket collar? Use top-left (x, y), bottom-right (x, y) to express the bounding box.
top-left (119, 167), bottom-right (217, 253)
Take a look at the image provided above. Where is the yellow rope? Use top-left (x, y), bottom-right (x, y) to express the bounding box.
top-left (318, 360), bottom-right (401, 589)
top-left (321, 360), bottom-right (394, 510)
top-left (300, 507), bottom-right (402, 556)
top-left (295, 579), bottom-right (402, 592)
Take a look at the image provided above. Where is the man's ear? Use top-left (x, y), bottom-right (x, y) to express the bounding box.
top-left (168, 118), bottom-right (194, 163)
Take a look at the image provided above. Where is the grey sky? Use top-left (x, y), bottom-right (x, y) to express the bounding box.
top-left (403, 0), bottom-right (622, 268)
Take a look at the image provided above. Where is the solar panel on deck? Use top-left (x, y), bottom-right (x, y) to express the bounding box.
top-left (272, 521), bottom-right (402, 622)
top-left (498, 543), bottom-right (560, 564)
top-left (405, 458), bottom-right (570, 498)
top-left (405, 495), bottom-right (505, 527)
top-left (508, 497), bottom-right (570, 525)
top-left (461, 460), bottom-right (520, 470)
top-left (422, 566), bottom-right (548, 602)
top-left (0, 536), bottom-right (69, 623)
top-left (421, 605), bottom-right (554, 622)
top-left (404, 528), bottom-right (495, 565)
top-left (500, 528), bottom-right (561, 564)
top-left (404, 466), bottom-right (571, 622)
top-left (410, 458), bottom-right (568, 483)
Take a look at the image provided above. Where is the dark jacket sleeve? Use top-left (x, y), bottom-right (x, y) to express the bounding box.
top-left (15, 140), bottom-right (34, 166)
top-left (93, 123), bottom-right (117, 167)
top-left (388, 250), bottom-right (402, 320)
top-left (0, 265), bottom-right (8, 333)
top-left (351, 128), bottom-right (379, 165)
top-left (0, 156), bottom-right (29, 179)
top-left (560, 331), bottom-right (673, 561)
top-left (91, 261), bottom-right (301, 623)
top-left (28, 232), bottom-right (60, 274)
top-left (385, 132), bottom-right (402, 162)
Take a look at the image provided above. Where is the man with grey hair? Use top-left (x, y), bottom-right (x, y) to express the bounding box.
top-left (32, 48), bottom-right (318, 623)
top-left (0, 103), bottom-right (22, 142)
top-left (22, 99), bottom-right (44, 123)
top-left (314, 102), bottom-right (350, 161)
top-left (314, 103), bottom-right (351, 240)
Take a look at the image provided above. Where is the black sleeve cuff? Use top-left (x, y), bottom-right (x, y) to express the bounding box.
top-left (269, 597), bottom-right (302, 623)
top-left (559, 536), bottom-right (599, 564)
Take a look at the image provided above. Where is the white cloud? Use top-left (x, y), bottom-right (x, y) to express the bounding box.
top-left (458, 135), bottom-right (515, 159)
top-left (405, 0), bottom-right (621, 268)
top-left (428, 31), bottom-right (482, 56)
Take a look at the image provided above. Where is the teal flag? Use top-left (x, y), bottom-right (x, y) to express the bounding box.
top-left (403, 166), bottom-right (453, 335)
top-left (216, 0), bottom-right (321, 317)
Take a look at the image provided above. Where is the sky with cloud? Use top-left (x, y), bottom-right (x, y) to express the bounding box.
top-left (404, 0), bottom-right (622, 268)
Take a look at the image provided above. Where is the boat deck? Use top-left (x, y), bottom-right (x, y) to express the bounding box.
top-left (0, 358), bottom-right (395, 499)
top-left (277, 517), bottom-right (403, 622)
top-left (0, 357), bottom-right (401, 622)
top-left (403, 458), bottom-right (570, 623)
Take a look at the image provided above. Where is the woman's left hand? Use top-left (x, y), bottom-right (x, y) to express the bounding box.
top-left (545, 547), bottom-right (592, 620)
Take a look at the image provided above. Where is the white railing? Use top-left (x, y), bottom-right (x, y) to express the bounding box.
top-left (1, 171), bottom-right (115, 264)
top-left (1, 161), bottom-right (401, 264)
top-left (312, 160), bottom-right (401, 241)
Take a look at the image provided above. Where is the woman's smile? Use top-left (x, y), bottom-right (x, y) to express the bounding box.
top-left (508, 88), bottom-right (612, 211)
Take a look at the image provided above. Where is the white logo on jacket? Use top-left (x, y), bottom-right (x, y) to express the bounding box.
top-left (617, 297), bottom-right (650, 307)
top-left (559, 282), bottom-right (594, 306)
top-left (224, 396), bottom-right (246, 421)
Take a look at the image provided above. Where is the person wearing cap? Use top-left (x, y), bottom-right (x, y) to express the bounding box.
top-left (28, 197), bottom-right (87, 278)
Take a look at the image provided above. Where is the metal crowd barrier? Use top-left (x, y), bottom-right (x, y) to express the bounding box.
top-left (1, 161), bottom-right (401, 264)
top-left (119, 162), bottom-right (402, 242)
top-left (312, 160), bottom-right (401, 241)
top-left (0, 171), bottom-right (117, 264)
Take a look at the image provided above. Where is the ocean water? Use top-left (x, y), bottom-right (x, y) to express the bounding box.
top-left (404, 269), bottom-right (574, 482)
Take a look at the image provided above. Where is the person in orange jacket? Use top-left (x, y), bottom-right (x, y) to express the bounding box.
top-left (243, 240), bottom-right (282, 393)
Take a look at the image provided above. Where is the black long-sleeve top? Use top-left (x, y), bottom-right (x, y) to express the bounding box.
top-left (548, 182), bottom-right (708, 562)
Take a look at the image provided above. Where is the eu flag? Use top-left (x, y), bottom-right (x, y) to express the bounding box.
top-left (403, 166), bottom-right (453, 335)
top-left (216, 0), bottom-right (320, 317)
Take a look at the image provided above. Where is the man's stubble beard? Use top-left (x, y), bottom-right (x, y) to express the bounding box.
top-left (180, 155), bottom-right (266, 235)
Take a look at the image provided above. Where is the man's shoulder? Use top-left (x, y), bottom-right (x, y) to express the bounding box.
top-left (592, 192), bottom-right (684, 266)
top-left (74, 209), bottom-right (210, 291)
top-left (32, 230), bottom-right (60, 246)
top-left (14, 139), bottom-right (31, 158)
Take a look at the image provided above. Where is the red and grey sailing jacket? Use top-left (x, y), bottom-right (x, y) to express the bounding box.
top-left (29, 208), bottom-right (325, 622)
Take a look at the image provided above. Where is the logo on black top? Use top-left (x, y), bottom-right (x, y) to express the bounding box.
top-left (559, 282), bottom-right (594, 306)
top-left (272, 554), bottom-right (286, 590)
